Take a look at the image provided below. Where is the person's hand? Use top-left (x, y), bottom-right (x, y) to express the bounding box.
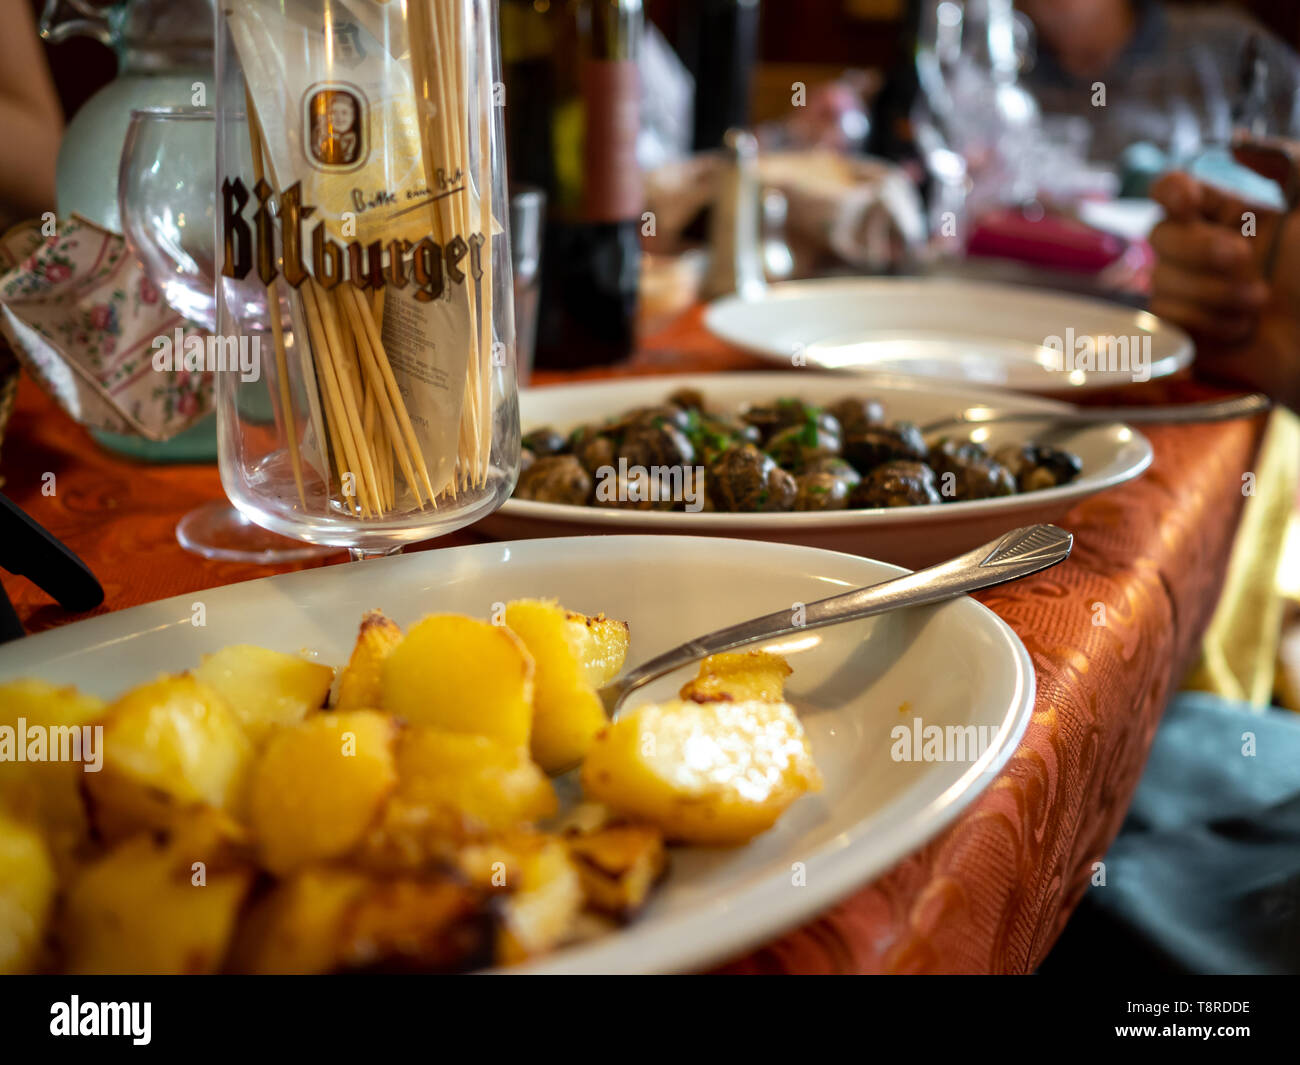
top-left (1149, 170), bottom-right (1300, 408)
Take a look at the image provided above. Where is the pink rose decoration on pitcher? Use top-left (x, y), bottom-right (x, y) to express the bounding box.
top-left (89, 304), bottom-right (113, 330)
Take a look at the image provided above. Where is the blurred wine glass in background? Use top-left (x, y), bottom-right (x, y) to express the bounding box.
top-left (913, 0), bottom-right (1042, 243)
top-left (118, 107), bottom-right (334, 563)
top-left (118, 107), bottom-right (219, 330)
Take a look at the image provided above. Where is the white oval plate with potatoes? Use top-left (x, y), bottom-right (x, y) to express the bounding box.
top-left (0, 535), bottom-right (1034, 974)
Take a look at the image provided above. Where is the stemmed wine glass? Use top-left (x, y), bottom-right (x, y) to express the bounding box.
top-left (118, 106), bottom-right (335, 563)
top-left (212, 0), bottom-right (520, 561)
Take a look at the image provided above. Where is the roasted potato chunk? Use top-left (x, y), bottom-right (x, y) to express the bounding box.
top-left (351, 799), bottom-right (461, 875)
top-left (355, 729), bottom-right (557, 871)
top-left (564, 610), bottom-right (631, 688)
top-left (192, 644), bottom-right (333, 737)
top-left (459, 833), bottom-right (582, 964)
top-left (678, 650), bottom-right (792, 704)
top-left (86, 675), bottom-right (252, 842)
top-left (565, 824), bottom-right (667, 921)
top-left (334, 610), bottom-right (403, 711)
top-left (582, 699), bottom-right (822, 845)
top-left (504, 599), bottom-right (607, 772)
top-left (0, 679), bottom-right (106, 868)
top-left (0, 679), bottom-right (106, 734)
top-left (228, 868), bottom-right (495, 975)
top-left (394, 727), bottom-right (556, 836)
top-left (336, 875), bottom-right (498, 973)
top-left (62, 832), bottom-right (253, 975)
top-left (382, 615), bottom-right (534, 747)
top-left (246, 711), bottom-right (397, 874)
top-left (226, 868), bottom-right (370, 974)
top-left (0, 811), bottom-right (56, 974)
top-left (0, 678), bottom-right (106, 727)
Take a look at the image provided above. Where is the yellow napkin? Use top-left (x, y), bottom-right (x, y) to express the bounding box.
top-left (1184, 406), bottom-right (1300, 709)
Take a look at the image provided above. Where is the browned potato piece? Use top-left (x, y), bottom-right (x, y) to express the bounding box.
top-left (62, 832), bottom-right (253, 975)
top-left (337, 876), bottom-right (498, 973)
top-left (678, 650), bottom-right (792, 704)
top-left (335, 610), bottom-right (403, 711)
top-left (459, 833), bottom-right (583, 964)
top-left (246, 710), bottom-right (398, 874)
top-left (228, 869), bottom-right (496, 975)
top-left (504, 599), bottom-right (607, 772)
top-left (564, 610), bottom-right (631, 688)
top-left (381, 615), bottom-right (534, 748)
top-left (86, 674), bottom-right (252, 843)
top-left (0, 679), bottom-right (106, 869)
top-left (226, 868), bottom-right (370, 974)
top-left (351, 798), bottom-right (462, 875)
top-left (0, 810), bottom-right (56, 974)
top-left (565, 824), bottom-right (667, 921)
top-left (582, 699), bottom-right (822, 845)
top-left (192, 644), bottom-right (334, 737)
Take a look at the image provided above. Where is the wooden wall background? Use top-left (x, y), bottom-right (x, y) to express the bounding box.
top-left (26, 0), bottom-right (1300, 127)
top-left (649, 0), bottom-right (1299, 65)
top-left (647, 0), bottom-right (1300, 125)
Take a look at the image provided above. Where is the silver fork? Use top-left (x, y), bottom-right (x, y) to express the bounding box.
top-left (920, 393), bottom-right (1270, 437)
top-left (598, 524), bottom-right (1073, 718)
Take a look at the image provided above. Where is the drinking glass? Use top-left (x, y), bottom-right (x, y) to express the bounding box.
top-left (119, 107), bottom-right (218, 328)
top-left (214, 0), bottom-right (519, 560)
top-left (118, 107), bottom-right (334, 563)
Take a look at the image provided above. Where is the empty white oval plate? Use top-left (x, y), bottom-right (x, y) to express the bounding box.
top-left (484, 372), bottom-right (1152, 569)
top-left (0, 536), bottom-right (1035, 975)
top-left (705, 277), bottom-right (1193, 392)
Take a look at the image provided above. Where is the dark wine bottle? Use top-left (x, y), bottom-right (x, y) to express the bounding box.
top-left (503, 0), bottom-right (644, 370)
top-left (679, 0), bottom-right (761, 152)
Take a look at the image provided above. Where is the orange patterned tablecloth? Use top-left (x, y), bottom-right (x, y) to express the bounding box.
top-left (0, 307), bottom-right (1265, 974)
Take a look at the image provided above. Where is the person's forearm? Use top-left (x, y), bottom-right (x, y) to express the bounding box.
top-left (0, 97), bottom-right (60, 228)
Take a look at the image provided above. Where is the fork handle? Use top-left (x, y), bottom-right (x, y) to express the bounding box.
top-left (933, 394), bottom-right (1271, 432)
top-left (608, 524), bottom-right (1072, 709)
top-left (1066, 394), bottom-right (1271, 424)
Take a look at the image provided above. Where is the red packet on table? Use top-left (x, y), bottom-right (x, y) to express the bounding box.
top-left (966, 207), bottom-right (1127, 274)
top-left (0, 215), bottom-right (212, 441)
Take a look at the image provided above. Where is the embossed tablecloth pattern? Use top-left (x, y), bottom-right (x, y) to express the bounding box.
top-left (0, 307), bottom-right (1265, 974)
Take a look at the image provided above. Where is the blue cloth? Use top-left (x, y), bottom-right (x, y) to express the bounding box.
top-left (1040, 692), bottom-right (1300, 975)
